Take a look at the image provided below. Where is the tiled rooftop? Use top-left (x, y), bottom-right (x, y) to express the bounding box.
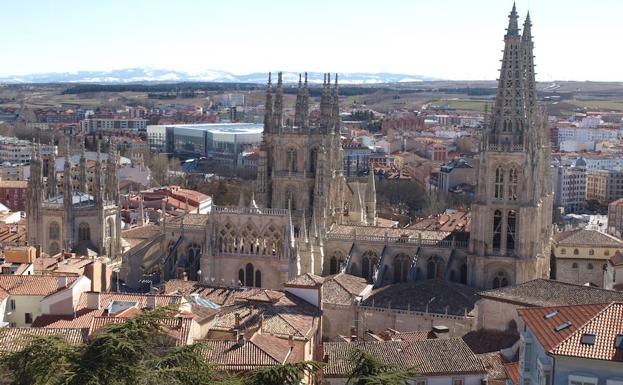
top-left (0, 275), bottom-right (77, 297)
top-left (554, 229), bottom-right (623, 248)
top-left (479, 279), bottom-right (623, 307)
top-left (0, 327), bottom-right (87, 352)
top-left (323, 338), bottom-right (486, 377)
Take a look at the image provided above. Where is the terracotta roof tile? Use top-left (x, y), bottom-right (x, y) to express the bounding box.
top-left (504, 362), bottom-right (519, 385)
top-left (323, 338), bottom-right (486, 377)
top-left (477, 352), bottom-right (509, 385)
top-left (518, 303), bottom-right (608, 351)
top-left (480, 279), bottom-right (623, 307)
top-left (550, 302), bottom-right (623, 361)
top-left (198, 339), bottom-right (281, 371)
top-left (0, 327), bottom-right (87, 352)
top-left (286, 273), bottom-right (325, 287)
top-left (0, 275), bottom-right (77, 296)
top-left (554, 229), bottom-right (623, 248)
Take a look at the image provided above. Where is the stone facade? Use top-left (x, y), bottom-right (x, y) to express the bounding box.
top-left (27, 141), bottom-right (121, 259)
top-left (155, 8), bottom-right (553, 291)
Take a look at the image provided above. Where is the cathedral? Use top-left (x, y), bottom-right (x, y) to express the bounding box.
top-left (27, 141), bottom-right (122, 259)
top-left (151, 4), bottom-right (552, 290)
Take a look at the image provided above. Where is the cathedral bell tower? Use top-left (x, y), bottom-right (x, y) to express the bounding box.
top-left (469, 4), bottom-right (553, 288)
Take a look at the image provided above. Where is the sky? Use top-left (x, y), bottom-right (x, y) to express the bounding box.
top-left (1, 0), bottom-right (621, 81)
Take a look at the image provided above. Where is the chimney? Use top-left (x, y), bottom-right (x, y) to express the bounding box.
top-left (323, 353), bottom-right (329, 363)
top-left (86, 291), bottom-right (101, 310)
top-left (35, 244), bottom-right (41, 259)
top-left (234, 313), bottom-right (241, 329)
top-left (236, 330), bottom-right (245, 345)
top-left (288, 334), bottom-right (295, 349)
top-left (146, 295), bottom-right (157, 310)
top-left (432, 325), bottom-right (450, 339)
top-left (350, 326), bottom-right (357, 342)
top-left (57, 276), bottom-right (68, 289)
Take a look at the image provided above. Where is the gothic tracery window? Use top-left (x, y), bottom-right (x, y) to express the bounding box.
top-left (507, 210), bottom-right (517, 253)
top-left (78, 223), bottom-right (91, 242)
top-left (393, 254), bottom-right (410, 283)
top-left (49, 222), bottom-right (60, 240)
top-left (286, 148), bottom-right (297, 172)
top-left (492, 270), bottom-right (509, 289)
top-left (494, 166), bottom-right (504, 199)
top-left (492, 210), bottom-right (502, 251)
top-left (361, 251), bottom-right (378, 283)
top-left (426, 256), bottom-right (442, 279)
top-left (508, 167), bottom-right (518, 201)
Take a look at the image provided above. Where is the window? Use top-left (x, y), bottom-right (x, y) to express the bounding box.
top-left (493, 210), bottom-right (502, 250)
top-left (48, 221), bottom-right (60, 240)
top-left (507, 210), bottom-right (517, 252)
top-left (508, 167), bottom-right (518, 201)
top-left (78, 222), bottom-right (90, 242)
top-left (9, 299), bottom-right (15, 310)
top-left (493, 270), bottom-right (509, 289)
top-left (24, 313), bottom-right (32, 324)
top-left (587, 263), bottom-right (594, 270)
top-left (605, 250), bottom-right (610, 256)
top-left (561, 248), bottom-right (566, 254)
top-left (286, 148), bottom-right (297, 172)
top-left (494, 166), bottom-right (504, 199)
top-left (574, 249), bottom-right (579, 255)
top-left (588, 249), bottom-right (595, 256)
top-left (569, 375), bottom-right (598, 385)
top-left (572, 262), bottom-right (578, 269)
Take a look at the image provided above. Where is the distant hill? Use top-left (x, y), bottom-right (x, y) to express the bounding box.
top-left (0, 68), bottom-right (441, 85)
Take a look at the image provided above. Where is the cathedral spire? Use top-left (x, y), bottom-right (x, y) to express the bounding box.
top-left (331, 74), bottom-right (340, 134)
top-left (263, 72), bottom-right (273, 134)
top-left (48, 138), bottom-right (57, 198)
top-left (272, 72), bottom-right (284, 131)
top-left (94, 140), bottom-right (103, 204)
top-left (302, 72), bottom-right (310, 130)
top-left (79, 140), bottom-right (87, 193)
top-left (506, 2), bottom-right (520, 37)
top-left (294, 73), bottom-right (303, 128)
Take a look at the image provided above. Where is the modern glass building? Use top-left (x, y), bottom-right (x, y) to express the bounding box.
top-left (147, 123), bottom-right (263, 162)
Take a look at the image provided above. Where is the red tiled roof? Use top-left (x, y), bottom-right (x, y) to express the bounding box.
top-left (550, 302), bottom-right (623, 361)
top-left (504, 362), bottom-right (519, 385)
top-left (197, 339), bottom-right (281, 371)
top-left (0, 275), bottom-right (77, 297)
top-left (518, 303), bottom-right (609, 351)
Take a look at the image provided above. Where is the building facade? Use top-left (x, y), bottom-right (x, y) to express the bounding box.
top-left (27, 142), bottom-right (122, 259)
top-left (552, 158), bottom-right (587, 212)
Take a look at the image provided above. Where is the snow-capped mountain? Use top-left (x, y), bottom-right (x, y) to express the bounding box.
top-left (0, 68), bottom-right (439, 84)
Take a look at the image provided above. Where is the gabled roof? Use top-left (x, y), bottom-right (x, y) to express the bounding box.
top-left (479, 279), bottom-right (623, 307)
top-left (323, 338), bottom-right (486, 377)
top-left (554, 229), bottom-right (623, 248)
top-left (322, 273), bottom-right (368, 306)
top-left (0, 327), bottom-right (87, 352)
top-left (518, 303), bottom-right (609, 351)
top-left (550, 302), bottom-right (623, 361)
top-left (197, 339), bottom-right (281, 371)
top-left (285, 273), bottom-right (324, 287)
top-left (0, 275), bottom-right (77, 297)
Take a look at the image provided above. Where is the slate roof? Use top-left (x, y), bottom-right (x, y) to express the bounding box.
top-left (323, 338), bottom-right (486, 377)
top-left (0, 327), bottom-right (87, 352)
top-left (554, 229), bottom-right (623, 248)
top-left (479, 279), bottom-right (623, 307)
top-left (362, 279), bottom-right (479, 316)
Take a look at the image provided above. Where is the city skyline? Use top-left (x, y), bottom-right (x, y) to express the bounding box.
top-left (1, 0), bottom-right (621, 82)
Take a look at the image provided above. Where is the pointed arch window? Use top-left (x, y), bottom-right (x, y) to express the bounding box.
top-left (494, 166), bottom-right (504, 199)
top-left (286, 148), bottom-right (297, 172)
top-left (492, 271), bottom-right (509, 289)
top-left (361, 251), bottom-right (378, 283)
top-left (507, 210), bottom-right (517, 253)
top-left (78, 223), bottom-right (90, 242)
top-left (393, 254), bottom-right (410, 283)
top-left (493, 210), bottom-right (502, 251)
top-left (508, 167), bottom-right (518, 201)
top-left (245, 263), bottom-right (254, 287)
top-left (49, 222), bottom-right (60, 240)
top-left (426, 256), bottom-right (442, 279)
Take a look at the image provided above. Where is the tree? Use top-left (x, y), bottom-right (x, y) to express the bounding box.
top-left (243, 361), bottom-right (322, 385)
top-left (346, 348), bottom-right (417, 385)
top-left (0, 307), bottom-right (239, 385)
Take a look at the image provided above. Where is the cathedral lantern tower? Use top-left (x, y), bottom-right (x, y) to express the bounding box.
top-left (469, 4), bottom-right (553, 288)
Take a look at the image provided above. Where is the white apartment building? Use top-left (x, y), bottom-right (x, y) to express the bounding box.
top-left (552, 158), bottom-right (587, 212)
top-left (557, 127), bottom-right (621, 151)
